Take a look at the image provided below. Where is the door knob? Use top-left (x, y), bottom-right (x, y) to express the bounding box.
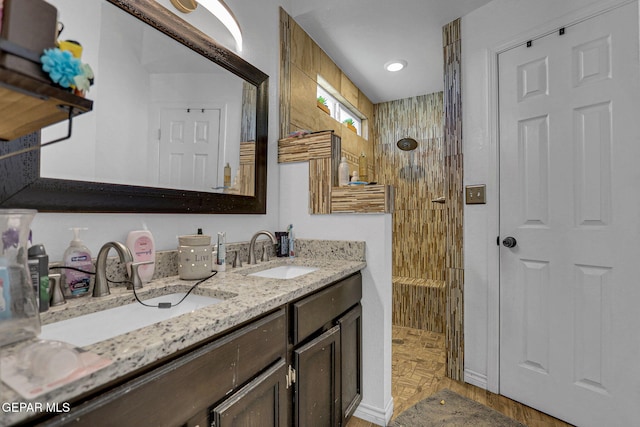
top-left (502, 237), bottom-right (517, 248)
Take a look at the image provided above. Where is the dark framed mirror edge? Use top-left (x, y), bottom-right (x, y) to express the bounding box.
top-left (0, 0), bottom-right (268, 214)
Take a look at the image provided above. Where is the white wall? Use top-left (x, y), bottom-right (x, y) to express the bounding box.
top-left (462, 0), bottom-right (630, 392)
top-left (41, 0), bottom-right (102, 180)
top-left (279, 162), bottom-right (394, 426)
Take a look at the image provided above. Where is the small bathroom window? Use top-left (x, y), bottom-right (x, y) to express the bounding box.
top-left (317, 77), bottom-right (365, 138)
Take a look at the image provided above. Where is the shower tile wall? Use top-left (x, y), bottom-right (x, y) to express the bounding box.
top-left (374, 93), bottom-right (446, 333)
top-left (443, 18), bottom-right (464, 381)
top-left (374, 93), bottom-right (445, 281)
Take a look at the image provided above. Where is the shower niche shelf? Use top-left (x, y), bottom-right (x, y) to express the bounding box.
top-left (278, 130), bottom-right (393, 214)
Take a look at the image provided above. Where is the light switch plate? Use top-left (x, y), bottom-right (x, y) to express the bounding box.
top-left (465, 185), bottom-right (486, 204)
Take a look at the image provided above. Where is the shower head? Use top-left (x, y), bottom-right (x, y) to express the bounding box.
top-left (396, 137), bottom-right (418, 151)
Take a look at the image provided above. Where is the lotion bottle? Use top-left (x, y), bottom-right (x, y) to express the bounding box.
top-left (126, 229), bottom-right (155, 284)
top-left (63, 228), bottom-right (93, 297)
top-left (339, 157), bottom-right (349, 186)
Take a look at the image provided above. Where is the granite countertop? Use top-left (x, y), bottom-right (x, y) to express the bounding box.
top-left (1, 254), bottom-right (365, 426)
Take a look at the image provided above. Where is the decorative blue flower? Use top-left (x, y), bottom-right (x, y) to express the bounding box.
top-left (74, 63), bottom-right (95, 93)
top-left (40, 48), bottom-right (82, 88)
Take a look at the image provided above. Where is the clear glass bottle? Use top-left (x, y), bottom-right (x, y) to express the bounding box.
top-left (0, 209), bottom-right (40, 347)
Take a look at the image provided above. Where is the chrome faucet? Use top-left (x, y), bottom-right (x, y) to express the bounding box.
top-left (93, 241), bottom-right (133, 297)
top-left (248, 230), bottom-right (277, 265)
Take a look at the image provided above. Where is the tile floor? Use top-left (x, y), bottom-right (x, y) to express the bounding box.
top-left (347, 326), bottom-right (574, 427)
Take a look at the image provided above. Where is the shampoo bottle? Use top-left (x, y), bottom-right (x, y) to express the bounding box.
top-left (359, 152), bottom-right (368, 182)
top-left (126, 229), bottom-right (155, 284)
top-left (339, 157), bottom-right (349, 187)
top-left (224, 163), bottom-right (232, 188)
top-left (63, 228), bottom-right (93, 297)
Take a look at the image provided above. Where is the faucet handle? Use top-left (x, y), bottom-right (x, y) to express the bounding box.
top-left (231, 250), bottom-right (242, 268)
top-left (49, 273), bottom-right (66, 307)
top-left (261, 244), bottom-right (270, 262)
top-left (129, 261), bottom-right (153, 290)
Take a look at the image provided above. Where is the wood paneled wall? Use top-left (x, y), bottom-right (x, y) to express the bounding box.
top-left (374, 93), bottom-right (445, 281)
top-left (279, 8), bottom-right (375, 177)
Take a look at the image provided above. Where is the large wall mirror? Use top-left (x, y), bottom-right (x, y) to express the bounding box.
top-left (0, 0), bottom-right (268, 214)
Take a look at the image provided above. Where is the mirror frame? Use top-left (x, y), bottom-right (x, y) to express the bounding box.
top-left (0, 0), bottom-right (268, 214)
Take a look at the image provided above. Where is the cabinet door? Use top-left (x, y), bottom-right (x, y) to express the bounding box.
top-left (338, 303), bottom-right (362, 425)
top-left (294, 325), bottom-right (341, 427)
top-left (211, 359), bottom-right (288, 427)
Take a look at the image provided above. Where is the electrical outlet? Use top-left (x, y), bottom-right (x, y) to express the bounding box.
top-left (465, 185), bottom-right (486, 204)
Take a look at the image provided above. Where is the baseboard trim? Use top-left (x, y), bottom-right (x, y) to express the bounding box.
top-left (464, 368), bottom-right (488, 389)
top-left (353, 397), bottom-right (394, 426)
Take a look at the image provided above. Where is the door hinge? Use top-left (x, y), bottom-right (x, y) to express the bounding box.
top-left (497, 236), bottom-right (500, 246)
top-left (157, 128), bottom-right (161, 140)
top-left (286, 365), bottom-right (296, 389)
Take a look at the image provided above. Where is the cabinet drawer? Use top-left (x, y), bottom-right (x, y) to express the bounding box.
top-left (292, 272), bottom-right (361, 345)
top-left (46, 308), bottom-right (286, 427)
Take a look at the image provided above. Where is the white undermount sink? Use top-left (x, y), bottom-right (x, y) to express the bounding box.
top-left (248, 265), bottom-right (318, 279)
top-left (40, 293), bottom-right (224, 347)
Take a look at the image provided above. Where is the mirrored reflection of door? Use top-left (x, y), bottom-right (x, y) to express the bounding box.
top-left (159, 108), bottom-right (221, 191)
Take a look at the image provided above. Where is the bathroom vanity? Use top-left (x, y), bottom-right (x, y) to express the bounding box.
top-left (2, 258), bottom-right (364, 427)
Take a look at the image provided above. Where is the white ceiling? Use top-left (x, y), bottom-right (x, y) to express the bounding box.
top-left (290, 0), bottom-right (493, 104)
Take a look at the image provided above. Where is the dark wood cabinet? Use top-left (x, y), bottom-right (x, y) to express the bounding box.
top-left (30, 272), bottom-right (362, 427)
top-left (294, 325), bottom-right (341, 427)
top-left (290, 272), bottom-right (362, 427)
top-left (338, 303), bottom-right (362, 425)
top-left (211, 359), bottom-right (288, 427)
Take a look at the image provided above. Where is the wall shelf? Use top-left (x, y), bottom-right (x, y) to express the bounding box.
top-left (0, 67), bottom-right (93, 142)
top-left (331, 185), bottom-right (394, 214)
top-left (278, 130), bottom-right (393, 214)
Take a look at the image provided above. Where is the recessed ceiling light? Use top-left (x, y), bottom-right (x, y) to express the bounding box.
top-left (385, 60), bottom-right (407, 72)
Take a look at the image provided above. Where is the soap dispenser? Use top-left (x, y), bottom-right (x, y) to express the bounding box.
top-left (62, 228), bottom-right (93, 298)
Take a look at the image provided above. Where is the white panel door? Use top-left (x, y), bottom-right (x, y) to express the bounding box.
top-left (159, 108), bottom-right (221, 191)
top-left (498, 3), bottom-right (640, 426)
